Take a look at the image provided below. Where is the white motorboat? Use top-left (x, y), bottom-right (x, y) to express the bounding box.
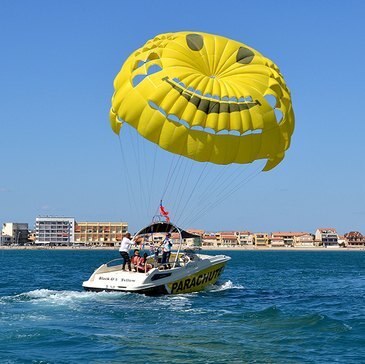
top-left (82, 221), bottom-right (231, 295)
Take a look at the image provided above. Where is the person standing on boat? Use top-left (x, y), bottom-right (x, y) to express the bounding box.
top-left (119, 232), bottom-right (133, 271)
top-left (161, 233), bottom-right (172, 269)
top-left (149, 241), bottom-right (160, 266)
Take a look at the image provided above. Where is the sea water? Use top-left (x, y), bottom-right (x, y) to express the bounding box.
top-left (0, 250), bottom-right (364, 363)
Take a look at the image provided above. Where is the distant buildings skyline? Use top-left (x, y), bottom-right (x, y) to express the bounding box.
top-left (1, 216), bottom-right (364, 249)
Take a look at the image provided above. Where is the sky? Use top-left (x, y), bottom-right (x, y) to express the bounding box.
top-left (0, 0), bottom-right (364, 234)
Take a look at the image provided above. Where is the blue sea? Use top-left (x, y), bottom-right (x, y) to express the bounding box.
top-left (0, 250), bottom-right (364, 363)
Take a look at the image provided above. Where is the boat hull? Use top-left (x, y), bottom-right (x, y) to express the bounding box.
top-left (167, 262), bottom-right (226, 294)
top-left (83, 255), bottom-right (229, 295)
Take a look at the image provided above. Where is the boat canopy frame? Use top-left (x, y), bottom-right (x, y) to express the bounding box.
top-left (134, 222), bottom-right (198, 239)
top-left (132, 221), bottom-right (200, 269)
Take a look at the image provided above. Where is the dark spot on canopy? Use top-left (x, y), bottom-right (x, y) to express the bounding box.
top-left (186, 34), bottom-right (204, 51)
top-left (236, 47), bottom-right (255, 64)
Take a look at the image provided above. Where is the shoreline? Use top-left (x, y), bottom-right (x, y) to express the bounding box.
top-left (1, 246), bottom-right (364, 252)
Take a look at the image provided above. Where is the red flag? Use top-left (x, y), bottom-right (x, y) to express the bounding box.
top-left (159, 201), bottom-right (170, 223)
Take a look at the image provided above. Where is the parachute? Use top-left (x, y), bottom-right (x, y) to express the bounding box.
top-left (109, 32), bottom-right (294, 225)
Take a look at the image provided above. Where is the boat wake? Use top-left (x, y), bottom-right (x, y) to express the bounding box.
top-left (1, 289), bottom-right (128, 306)
top-left (0, 280), bottom-right (243, 308)
top-left (206, 280), bottom-right (244, 292)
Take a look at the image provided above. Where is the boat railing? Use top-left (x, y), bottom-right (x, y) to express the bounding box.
top-left (105, 258), bottom-right (125, 267)
top-left (152, 251), bottom-right (200, 269)
top-left (99, 251), bottom-right (197, 274)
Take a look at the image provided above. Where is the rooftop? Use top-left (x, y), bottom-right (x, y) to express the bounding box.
top-left (272, 232), bottom-right (310, 237)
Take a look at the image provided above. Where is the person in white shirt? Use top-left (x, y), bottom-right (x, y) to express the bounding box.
top-left (161, 233), bottom-right (172, 269)
top-left (119, 232), bottom-right (133, 271)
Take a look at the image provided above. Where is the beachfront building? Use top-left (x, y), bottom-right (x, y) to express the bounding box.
top-left (1, 223), bottom-right (29, 245)
top-left (294, 233), bottom-right (316, 247)
top-left (344, 231), bottom-right (365, 248)
top-left (271, 232), bottom-right (295, 247)
top-left (170, 232), bottom-right (202, 247)
top-left (0, 233), bottom-right (12, 245)
top-left (139, 232), bottom-right (165, 247)
top-left (74, 222), bottom-right (128, 247)
top-left (237, 231), bottom-right (254, 246)
top-left (35, 217), bottom-right (75, 245)
top-left (269, 232), bottom-right (316, 248)
top-left (202, 233), bottom-right (218, 247)
top-left (141, 231), bottom-right (201, 248)
top-left (315, 228), bottom-right (339, 248)
top-left (185, 235), bottom-right (202, 247)
top-left (270, 236), bottom-right (285, 247)
top-left (254, 233), bottom-right (269, 247)
top-left (214, 232), bottom-right (222, 246)
top-left (219, 231), bottom-right (239, 247)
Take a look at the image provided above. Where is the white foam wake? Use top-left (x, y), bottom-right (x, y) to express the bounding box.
top-left (206, 280), bottom-right (245, 292)
top-left (9, 288), bottom-right (127, 306)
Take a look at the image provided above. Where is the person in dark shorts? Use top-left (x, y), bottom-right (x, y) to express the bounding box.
top-left (161, 233), bottom-right (172, 269)
top-left (119, 232), bottom-right (133, 271)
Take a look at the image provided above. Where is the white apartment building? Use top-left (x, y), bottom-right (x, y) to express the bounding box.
top-left (315, 228), bottom-right (339, 248)
top-left (1, 223), bottom-right (29, 245)
top-left (35, 217), bottom-right (75, 245)
top-left (237, 231), bottom-right (254, 245)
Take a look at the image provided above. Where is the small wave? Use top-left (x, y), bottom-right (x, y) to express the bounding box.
top-left (168, 295), bottom-right (192, 301)
top-left (24, 289), bottom-right (65, 299)
top-left (22, 289), bottom-right (98, 304)
top-left (309, 313), bottom-right (353, 333)
top-left (245, 305), bottom-right (282, 320)
top-left (243, 307), bottom-right (352, 333)
top-left (158, 294), bottom-right (192, 305)
top-left (164, 294), bottom-right (193, 311)
top-left (206, 280), bottom-right (244, 292)
top-left (281, 312), bottom-right (353, 333)
top-left (14, 333), bottom-right (41, 339)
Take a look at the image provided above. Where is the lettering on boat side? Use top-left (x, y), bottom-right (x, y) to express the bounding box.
top-left (169, 266), bottom-right (224, 294)
top-left (98, 277), bottom-right (135, 283)
top-left (120, 278), bottom-right (136, 283)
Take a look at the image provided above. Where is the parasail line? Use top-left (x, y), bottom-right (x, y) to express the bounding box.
top-left (182, 161), bottom-right (263, 228)
top-left (174, 162), bottom-right (209, 226)
top-left (117, 136), bottom-right (136, 215)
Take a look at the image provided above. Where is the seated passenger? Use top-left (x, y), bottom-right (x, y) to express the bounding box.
top-left (136, 252), bottom-right (153, 273)
top-left (131, 249), bottom-right (141, 271)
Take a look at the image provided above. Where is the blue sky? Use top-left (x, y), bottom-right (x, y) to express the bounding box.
top-left (0, 0), bottom-right (364, 234)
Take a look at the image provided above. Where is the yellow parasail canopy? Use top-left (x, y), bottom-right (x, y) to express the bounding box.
top-left (110, 32), bottom-right (294, 171)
